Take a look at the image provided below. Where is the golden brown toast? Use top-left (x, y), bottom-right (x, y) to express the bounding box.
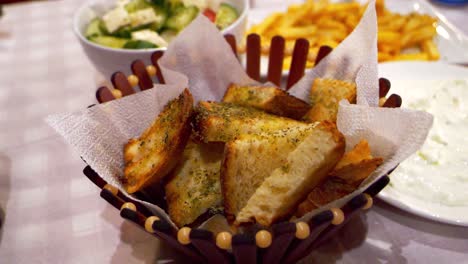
top-left (192, 101), bottom-right (308, 143)
top-left (221, 125), bottom-right (317, 222)
top-left (295, 140), bottom-right (383, 217)
top-left (330, 140), bottom-right (383, 183)
top-left (235, 121), bottom-right (345, 226)
top-left (303, 78), bottom-right (356, 122)
top-left (295, 177), bottom-right (357, 217)
top-left (222, 83), bottom-right (310, 120)
top-left (123, 89), bottom-right (193, 193)
top-left (165, 140), bottom-right (224, 227)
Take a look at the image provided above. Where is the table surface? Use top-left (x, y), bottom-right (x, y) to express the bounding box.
top-left (0, 0), bottom-right (467, 263)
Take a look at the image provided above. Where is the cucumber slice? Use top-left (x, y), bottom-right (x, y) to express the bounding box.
top-left (123, 40), bottom-right (158, 49)
top-left (98, 19), bottom-right (110, 34)
top-left (215, 3), bottom-right (239, 29)
top-left (166, 5), bottom-right (199, 31)
top-left (89, 36), bottom-right (129, 49)
top-left (168, 0), bottom-right (183, 9)
top-left (111, 25), bottom-right (132, 38)
top-left (125, 0), bottom-right (152, 13)
top-left (85, 18), bottom-right (104, 38)
top-left (150, 0), bottom-right (166, 7)
top-left (149, 6), bottom-right (168, 31)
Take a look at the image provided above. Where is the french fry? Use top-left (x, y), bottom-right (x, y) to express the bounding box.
top-left (378, 43), bottom-right (400, 56)
top-left (402, 14), bottom-right (437, 32)
top-left (377, 14), bottom-right (394, 26)
top-left (307, 47), bottom-right (319, 61)
top-left (287, 4), bottom-right (303, 14)
top-left (379, 15), bottom-right (405, 32)
top-left (402, 14), bottom-right (424, 32)
top-left (378, 31), bottom-right (401, 45)
top-left (282, 56), bottom-right (292, 71)
top-left (285, 40), bottom-right (297, 55)
top-left (281, 2), bottom-right (314, 28)
top-left (324, 2), bottom-right (361, 14)
top-left (402, 25), bottom-right (437, 48)
top-left (317, 18), bottom-right (348, 32)
top-left (282, 55), bottom-right (315, 71)
top-left (276, 25), bottom-right (318, 40)
top-left (318, 38), bottom-right (339, 49)
top-left (344, 15), bottom-right (359, 31)
top-left (376, 0), bottom-right (386, 16)
top-left (316, 29), bottom-right (348, 42)
top-left (420, 39), bottom-right (440, 60)
top-left (394, 53), bottom-right (429, 61)
top-left (248, 13), bottom-right (282, 36)
top-left (378, 52), bottom-right (393, 62)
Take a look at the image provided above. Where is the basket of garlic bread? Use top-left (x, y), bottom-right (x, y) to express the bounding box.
top-left (48, 2), bottom-right (433, 263)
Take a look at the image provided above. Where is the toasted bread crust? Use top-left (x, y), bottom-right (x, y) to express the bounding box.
top-left (165, 141), bottom-right (224, 227)
top-left (220, 141), bottom-right (237, 222)
top-left (123, 89), bottom-right (193, 193)
top-left (235, 121), bottom-right (345, 226)
top-left (295, 177), bottom-right (357, 217)
top-left (221, 125), bottom-right (318, 222)
top-left (223, 83), bottom-right (310, 120)
top-left (304, 78), bottom-right (356, 122)
top-left (192, 101), bottom-right (308, 143)
top-left (330, 157), bottom-right (383, 183)
top-left (296, 139), bottom-right (383, 217)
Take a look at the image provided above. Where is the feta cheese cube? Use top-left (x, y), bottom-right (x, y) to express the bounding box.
top-left (207, 0), bottom-right (222, 11)
top-left (131, 29), bottom-right (168, 47)
top-left (129, 8), bottom-right (160, 28)
top-left (182, 0), bottom-right (208, 10)
top-left (102, 7), bottom-right (130, 33)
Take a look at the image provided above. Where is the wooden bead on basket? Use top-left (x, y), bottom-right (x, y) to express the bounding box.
top-left (127, 75), bottom-right (139, 87)
top-left (216, 231), bottom-right (232, 250)
top-left (120, 202), bottom-right (136, 212)
top-left (103, 184), bottom-right (118, 196)
top-left (110, 89), bottom-right (122, 99)
top-left (146, 65), bottom-right (157, 77)
top-left (144, 216), bottom-right (160, 233)
top-left (255, 230), bottom-right (272, 248)
top-left (295, 222), bottom-right (310, 240)
top-left (330, 208), bottom-right (344, 225)
top-left (362, 193), bottom-right (373, 210)
top-left (178, 227), bottom-right (191, 245)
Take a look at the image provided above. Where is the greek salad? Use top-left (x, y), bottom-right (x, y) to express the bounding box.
top-left (85, 0), bottom-right (239, 49)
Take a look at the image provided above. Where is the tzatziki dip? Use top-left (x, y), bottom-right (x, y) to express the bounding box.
top-left (390, 79), bottom-right (468, 206)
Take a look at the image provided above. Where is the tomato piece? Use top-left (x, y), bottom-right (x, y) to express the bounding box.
top-left (203, 8), bottom-right (216, 23)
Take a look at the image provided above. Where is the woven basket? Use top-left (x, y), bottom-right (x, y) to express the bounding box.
top-left (83, 34), bottom-right (402, 264)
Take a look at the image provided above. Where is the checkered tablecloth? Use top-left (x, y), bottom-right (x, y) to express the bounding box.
top-left (0, 1), bottom-right (467, 263)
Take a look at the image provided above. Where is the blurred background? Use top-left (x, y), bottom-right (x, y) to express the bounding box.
top-left (0, 0), bottom-right (467, 263)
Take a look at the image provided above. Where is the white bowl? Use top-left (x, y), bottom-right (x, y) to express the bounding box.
top-left (73, 0), bottom-right (249, 78)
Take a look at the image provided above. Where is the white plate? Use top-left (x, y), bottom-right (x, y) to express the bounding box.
top-left (378, 61), bottom-right (468, 227)
top-left (248, 0), bottom-right (468, 75)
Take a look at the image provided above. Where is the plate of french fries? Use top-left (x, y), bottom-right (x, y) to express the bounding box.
top-left (245, 0), bottom-right (468, 73)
